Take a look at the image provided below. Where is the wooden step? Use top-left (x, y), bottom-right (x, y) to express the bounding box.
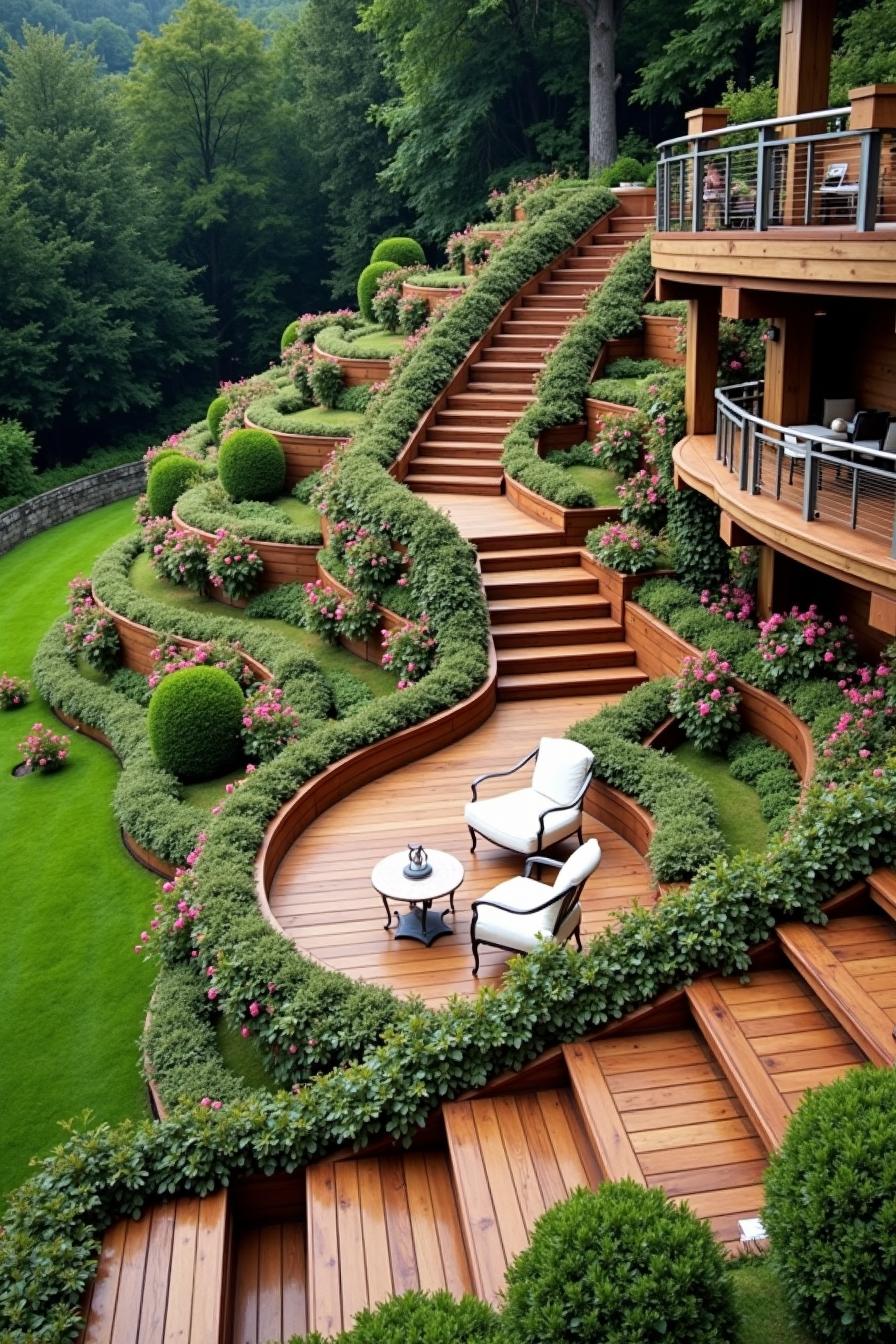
top-left (405, 472), bottom-right (503, 495)
top-left (479, 545), bottom-right (582, 571)
top-left (578, 243), bottom-right (631, 257)
top-left (497, 641), bottom-right (638, 674)
top-left (497, 665), bottom-right (648, 699)
top-left (777, 917), bottom-right (896, 1067)
top-left (488, 593), bottom-right (610, 622)
top-left (232, 1221), bottom-right (306, 1344)
top-left (868, 868), bottom-right (896, 922)
top-left (687, 965), bottom-right (868, 1150)
top-left (482, 565), bottom-right (600, 598)
top-left (519, 295), bottom-right (584, 310)
top-left (306, 1154), bottom-right (473, 1337)
top-left (504, 318), bottom-right (571, 334)
top-left (435, 409), bottom-right (516, 428)
top-left (476, 531), bottom-right (565, 553)
top-left (563, 255), bottom-right (614, 271)
top-left (484, 343), bottom-right (550, 358)
top-left (447, 391), bottom-right (531, 411)
top-left (492, 332), bottom-right (562, 348)
top-left (443, 1090), bottom-right (600, 1306)
top-left (80, 1192), bottom-right (230, 1344)
top-left (538, 282), bottom-right (591, 297)
top-left (564, 1032), bottom-right (765, 1251)
top-left (416, 442), bottom-right (504, 461)
top-left (492, 616), bottom-right (624, 647)
top-left (413, 456), bottom-right (503, 478)
top-left (453, 380), bottom-right (534, 396)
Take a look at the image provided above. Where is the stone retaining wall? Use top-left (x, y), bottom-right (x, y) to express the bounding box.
top-left (0, 460), bottom-right (145, 556)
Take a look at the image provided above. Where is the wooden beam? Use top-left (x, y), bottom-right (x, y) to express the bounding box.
top-left (849, 84), bottom-right (896, 131)
top-left (719, 512), bottom-right (755, 549)
top-left (869, 592), bottom-right (896, 636)
top-left (684, 289), bottom-right (720, 435)
top-left (777, 0), bottom-right (835, 120)
top-left (756, 546), bottom-right (775, 621)
top-left (762, 308), bottom-right (814, 427)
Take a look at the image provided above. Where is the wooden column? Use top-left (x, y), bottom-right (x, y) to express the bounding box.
top-left (777, 0), bottom-right (836, 224)
top-left (685, 289), bottom-right (720, 435)
top-left (756, 546), bottom-right (776, 621)
top-left (762, 309), bottom-right (814, 428)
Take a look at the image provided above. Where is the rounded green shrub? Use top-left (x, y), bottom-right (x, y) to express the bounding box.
top-left (358, 260), bottom-right (399, 321)
top-left (305, 1289), bottom-right (500, 1343)
top-left (763, 1067), bottom-right (896, 1344)
top-left (370, 236), bottom-right (426, 269)
top-left (206, 396), bottom-right (229, 444)
top-left (501, 1183), bottom-right (737, 1344)
top-left (218, 428), bottom-right (285, 502)
top-left (146, 452), bottom-right (202, 518)
top-left (280, 319), bottom-right (299, 350)
top-left (596, 156), bottom-right (648, 188)
top-left (147, 666), bottom-right (245, 782)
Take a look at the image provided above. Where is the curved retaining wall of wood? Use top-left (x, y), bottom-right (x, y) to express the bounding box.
top-left (316, 558), bottom-right (406, 664)
top-left (243, 415), bottom-right (344, 487)
top-left (255, 643), bottom-right (499, 929)
top-left (504, 474), bottom-right (619, 546)
top-left (402, 281), bottom-right (466, 313)
top-left (311, 341), bottom-right (392, 386)
top-left (171, 506), bottom-right (319, 602)
top-left (642, 315), bottom-right (684, 365)
top-left (624, 603), bottom-right (816, 782)
top-left (586, 396), bottom-right (639, 436)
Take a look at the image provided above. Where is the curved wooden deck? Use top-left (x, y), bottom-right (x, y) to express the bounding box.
top-left (268, 694), bottom-right (657, 1008)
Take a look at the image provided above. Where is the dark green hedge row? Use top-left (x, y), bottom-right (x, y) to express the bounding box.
top-left (566, 678), bottom-right (727, 883)
top-left (4, 755), bottom-right (894, 1340)
top-left (175, 481), bottom-right (322, 546)
top-left (144, 966), bottom-right (253, 1108)
top-left (502, 232), bottom-right (655, 506)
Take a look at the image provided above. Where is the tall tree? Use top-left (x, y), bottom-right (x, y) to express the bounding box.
top-left (633, 0), bottom-right (779, 110)
top-left (124, 0), bottom-right (320, 371)
top-left (565, 0), bottom-right (618, 170)
top-left (0, 26), bottom-right (213, 449)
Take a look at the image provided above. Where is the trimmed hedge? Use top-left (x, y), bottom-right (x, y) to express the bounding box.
top-left (245, 393), bottom-right (362, 439)
top-left (175, 481), bottom-right (322, 546)
top-left (144, 966), bottom-right (254, 1108)
top-left (370, 236), bottom-right (426, 268)
top-left (315, 322), bottom-right (398, 361)
top-left (218, 428), bottom-right (285, 502)
top-left (303, 1290), bottom-right (501, 1344)
top-left (568, 679), bottom-right (726, 883)
top-left (148, 666), bottom-right (245, 782)
top-left (147, 452), bottom-right (203, 518)
top-left (280, 319), bottom-right (299, 350)
top-left (502, 231), bottom-right (654, 506)
top-left (206, 396), bottom-right (229, 444)
top-left (358, 261), bottom-right (399, 320)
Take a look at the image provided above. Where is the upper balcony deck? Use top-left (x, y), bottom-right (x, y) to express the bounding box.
top-left (652, 92), bottom-right (896, 298)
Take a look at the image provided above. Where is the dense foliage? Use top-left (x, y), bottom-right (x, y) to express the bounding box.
top-left (146, 452), bottom-right (203, 517)
top-left (147, 665), bottom-right (245, 781)
top-left (303, 1291), bottom-right (501, 1344)
top-left (217, 428), bottom-right (285, 502)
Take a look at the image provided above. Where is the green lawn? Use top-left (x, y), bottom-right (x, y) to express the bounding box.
top-left (289, 407), bottom-right (365, 430)
top-left (731, 1260), bottom-right (817, 1343)
top-left (567, 463), bottom-right (622, 506)
top-left (128, 552), bottom-right (395, 696)
top-left (215, 1019), bottom-right (280, 1092)
top-left (274, 495), bottom-right (322, 532)
top-left (672, 742), bottom-right (769, 854)
top-left (0, 499), bottom-right (157, 1203)
top-left (349, 330), bottom-right (407, 355)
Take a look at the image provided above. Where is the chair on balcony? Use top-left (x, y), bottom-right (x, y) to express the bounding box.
top-left (465, 736), bottom-right (594, 857)
top-left (847, 410), bottom-right (893, 466)
top-left (469, 838), bottom-right (601, 974)
top-left (782, 398), bottom-right (855, 484)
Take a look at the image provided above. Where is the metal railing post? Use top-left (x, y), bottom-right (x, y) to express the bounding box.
top-left (739, 418), bottom-right (750, 490)
top-left (802, 447), bottom-right (818, 520)
top-left (856, 130), bottom-right (882, 232)
top-left (691, 141), bottom-right (704, 230)
top-left (755, 126), bottom-right (769, 231)
top-left (804, 140), bottom-right (815, 225)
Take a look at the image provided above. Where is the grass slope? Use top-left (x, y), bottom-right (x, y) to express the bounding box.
top-left (731, 1260), bottom-right (817, 1343)
top-left (0, 499), bottom-right (157, 1202)
top-left (566, 463), bottom-right (622, 506)
top-left (672, 742), bottom-right (769, 854)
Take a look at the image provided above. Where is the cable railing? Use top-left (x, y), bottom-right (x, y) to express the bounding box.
top-left (656, 107), bottom-right (896, 233)
top-left (714, 382), bottom-right (896, 555)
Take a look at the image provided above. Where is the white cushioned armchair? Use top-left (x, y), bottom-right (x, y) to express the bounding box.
top-left (464, 736), bottom-right (595, 857)
top-left (469, 839), bottom-right (601, 974)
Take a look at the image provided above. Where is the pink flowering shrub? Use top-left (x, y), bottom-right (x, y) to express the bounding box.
top-left (63, 595), bottom-right (121, 675)
top-left (590, 412), bottom-right (649, 476)
top-left (302, 579), bottom-right (377, 642)
top-left (341, 523), bottom-right (405, 599)
top-left (0, 674), bottom-right (29, 711)
top-left (380, 615), bottom-right (436, 688)
top-left (137, 839), bottom-right (206, 966)
top-left (700, 583), bottom-right (755, 623)
top-left (133, 493), bottom-right (151, 526)
top-left (147, 639), bottom-right (253, 690)
top-left (398, 294), bottom-right (429, 335)
top-left (214, 374), bottom-right (277, 441)
top-left (141, 515), bottom-right (173, 553)
top-left (671, 650), bottom-right (741, 752)
top-left (371, 280), bottom-right (403, 332)
top-left (18, 722), bottom-right (70, 772)
top-left (587, 521), bottom-right (662, 575)
top-left (281, 341), bottom-right (315, 405)
top-left (820, 656), bottom-right (896, 781)
top-left (150, 527), bottom-right (210, 592)
top-left (67, 574), bottom-right (93, 605)
top-left (616, 452), bottom-right (666, 529)
top-left (309, 358), bottom-right (344, 410)
top-left (756, 606), bottom-right (854, 686)
top-left (240, 686), bottom-right (300, 762)
top-left (207, 529), bottom-right (264, 600)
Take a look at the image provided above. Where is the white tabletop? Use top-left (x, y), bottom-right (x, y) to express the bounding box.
top-left (371, 849), bottom-right (465, 903)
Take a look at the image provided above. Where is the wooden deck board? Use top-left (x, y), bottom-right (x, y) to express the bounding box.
top-left (269, 696), bottom-right (656, 1006)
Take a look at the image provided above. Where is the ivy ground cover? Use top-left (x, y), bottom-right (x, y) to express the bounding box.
top-left (0, 499), bottom-right (156, 1202)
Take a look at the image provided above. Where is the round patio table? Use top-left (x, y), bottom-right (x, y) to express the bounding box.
top-left (371, 849), bottom-right (464, 947)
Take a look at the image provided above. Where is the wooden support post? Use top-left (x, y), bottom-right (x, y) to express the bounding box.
top-left (777, 0), bottom-right (836, 225)
top-left (762, 309), bottom-right (814, 428)
top-left (684, 289), bottom-right (720, 435)
top-left (756, 546), bottom-right (775, 621)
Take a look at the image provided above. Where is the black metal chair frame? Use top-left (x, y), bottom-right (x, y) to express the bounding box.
top-left (469, 855), bottom-right (588, 975)
top-left (467, 746), bottom-right (589, 856)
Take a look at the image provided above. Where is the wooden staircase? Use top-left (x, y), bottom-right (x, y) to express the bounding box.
top-left (404, 212), bottom-right (651, 497)
top-left (80, 879), bottom-right (896, 1341)
top-left (477, 532), bottom-right (647, 700)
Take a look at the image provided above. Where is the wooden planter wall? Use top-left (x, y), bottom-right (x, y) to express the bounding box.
top-left (171, 507), bottom-right (319, 605)
top-left (96, 590), bottom-right (272, 684)
top-left (244, 415), bottom-right (344, 487)
top-left (402, 281), bottom-right (466, 314)
top-left (316, 560), bottom-right (407, 664)
top-left (642, 315), bottom-right (684, 365)
top-left (504, 475), bottom-right (619, 546)
top-left (311, 342), bottom-right (392, 387)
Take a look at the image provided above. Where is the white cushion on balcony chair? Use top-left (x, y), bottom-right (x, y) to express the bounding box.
top-left (464, 737), bottom-right (594, 855)
top-left (472, 839), bottom-right (601, 953)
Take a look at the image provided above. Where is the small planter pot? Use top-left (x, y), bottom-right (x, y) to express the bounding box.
top-left (11, 760), bottom-right (32, 778)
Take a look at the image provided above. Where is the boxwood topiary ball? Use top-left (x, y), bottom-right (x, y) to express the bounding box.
top-left (280, 319), bottom-right (299, 350)
top-left (147, 666), bottom-right (245, 782)
top-left (206, 395), bottom-right (229, 444)
top-left (218, 428), bottom-right (285, 502)
top-left (763, 1067), bottom-right (896, 1344)
top-left (370, 236), bottom-right (426, 268)
top-left (502, 1183), bottom-right (737, 1344)
top-left (357, 260), bottom-right (400, 321)
top-left (313, 1289), bottom-right (500, 1343)
top-left (146, 452), bottom-right (203, 519)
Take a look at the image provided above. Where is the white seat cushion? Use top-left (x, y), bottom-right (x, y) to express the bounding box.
top-left (473, 876), bottom-right (581, 952)
top-left (883, 423), bottom-right (896, 452)
top-left (531, 737), bottom-right (594, 806)
top-left (465, 787), bottom-right (582, 855)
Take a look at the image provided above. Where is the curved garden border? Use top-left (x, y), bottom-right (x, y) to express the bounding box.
top-left (244, 414), bottom-right (344, 486)
top-left (311, 340), bottom-right (392, 385)
top-left (0, 459), bottom-right (145, 557)
top-left (171, 506), bottom-right (319, 603)
top-left (504, 473), bottom-right (618, 545)
top-left (402, 279), bottom-right (465, 312)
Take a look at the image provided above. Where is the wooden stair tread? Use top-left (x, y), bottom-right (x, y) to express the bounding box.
top-left (231, 1221), bottom-right (306, 1344)
top-left (868, 868), bottom-right (896, 921)
top-left (497, 641), bottom-right (638, 667)
top-left (493, 617), bottom-right (623, 645)
top-left (777, 919), bottom-right (896, 1067)
top-left (444, 1090), bottom-right (599, 1306)
top-left (483, 565), bottom-right (599, 585)
top-left (497, 666), bottom-right (647, 698)
top-left (488, 594), bottom-right (610, 618)
top-left (306, 1153), bottom-right (472, 1337)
